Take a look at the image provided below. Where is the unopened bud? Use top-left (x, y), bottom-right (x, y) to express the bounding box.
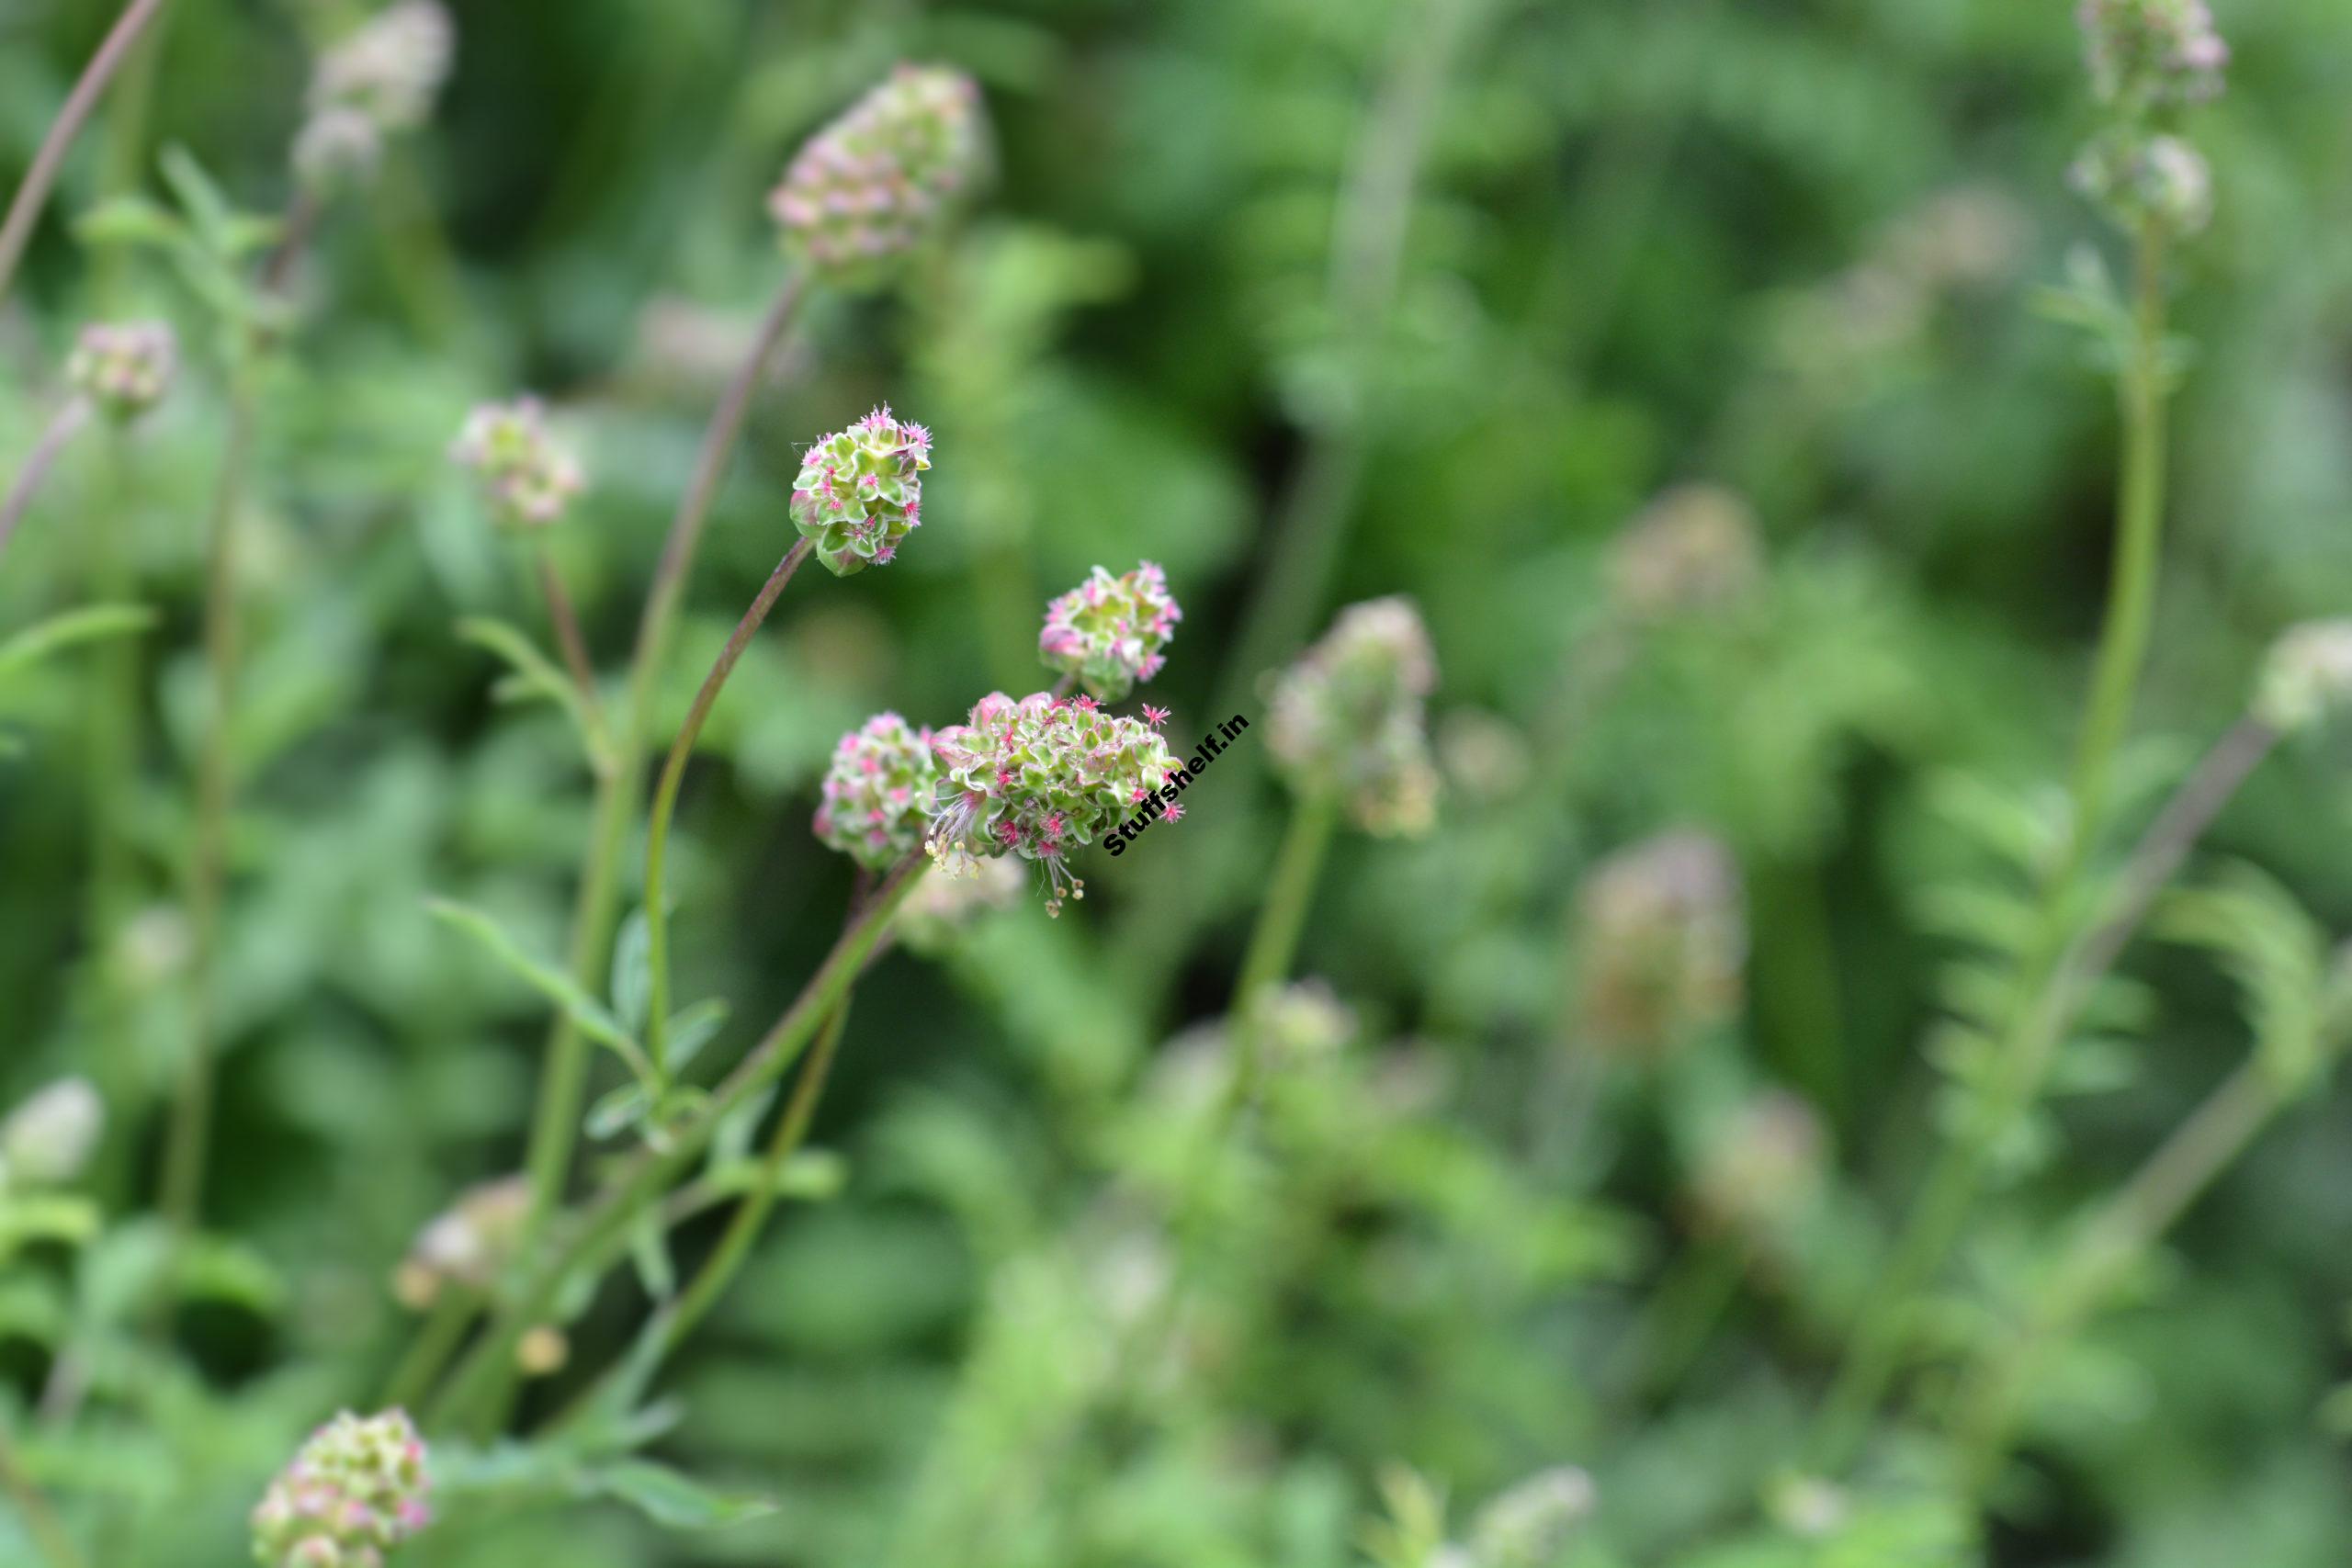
top-left (789, 406), bottom-right (931, 575)
top-left (813, 712), bottom-right (939, 870)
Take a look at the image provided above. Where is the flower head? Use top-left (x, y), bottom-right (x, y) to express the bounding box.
top-left (1470, 1467), bottom-right (1598, 1568)
top-left (391, 1175), bottom-right (529, 1308)
top-left (926, 691), bottom-right (1180, 915)
top-left (449, 398), bottom-right (585, 529)
top-left (251, 1409), bottom-right (431, 1568)
top-left (769, 64), bottom-right (989, 291)
top-left (1574, 830), bottom-right (1745, 1058)
top-left (897, 852), bottom-right (1026, 953)
top-left (293, 106), bottom-right (385, 192)
top-left (1607, 484), bottom-right (1765, 622)
top-left (789, 407), bottom-right (931, 576)
top-left (66, 320), bottom-right (175, 421)
top-left (1688, 1090), bottom-right (1826, 1241)
top-left (1268, 597), bottom-right (1441, 837)
top-left (0, 1078), bottom-right (102, 1189)
top-left (813, 712), bottom-right (939, 870)
top-left (308, 0), bottom-right (454, 133)
top-left (2078, 0), bottom-right (2227, 110)
top-left (2071, 130), bottom-right (2212, 237)
top-left (1038, 562), bottom-right (1183, 701)
top-left (2256, 620), bottom-right (2352, 735)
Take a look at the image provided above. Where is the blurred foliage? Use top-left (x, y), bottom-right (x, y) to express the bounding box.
top-left (5, 0), bottom-right (2352, 1565)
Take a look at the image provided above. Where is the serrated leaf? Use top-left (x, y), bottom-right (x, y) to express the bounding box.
top-left (0, 603), bottom-right (156, 685)
top-left (425, 897), bottom-right (651, 1081)
top-left (589, 1460), bottom-right (777, 1530)
top-left (611, 908), bottom-right (652, 1034)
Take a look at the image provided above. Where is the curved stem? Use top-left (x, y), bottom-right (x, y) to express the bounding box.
top-left (0, 397), bottom-right (94, 562)
top-left (518, 268), bottom-right (806, 1247)
top-left (0, 0), bottom-right (176, 309)
top-left (532, 538), bottom-right (605, 745)
top-left (1807, 714), bottom-right (2276, 1471)
top-left (2065, 223), bottom-right (2170, 863)
top-left (662, 998), bottom-right (851, 1351)
top-left (159, 378), bottom-right (257, 1237)
top-left (431, 856), bottom-right (923, 1433)
top-left (643, 539), bottom-right (808, 1070)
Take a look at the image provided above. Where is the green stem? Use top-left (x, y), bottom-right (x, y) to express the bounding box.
top-left (1226, 791), bottom-right (1338, 1107)
top-left (431, 857), bottom-right (922, 1433)
top-left (159, 376), bottom-right (256, 1237)
top-left (1951, 1059), bottom-right (2281, 1496)
top-left (379, 1288), bottom-right (480, 1414)
top-left (83, 424), bottom-right (141, 1199)
top-left (0, 0), bottom-right (177, 310)
top-left (644, 540), bottom-right (808, 1071)
top-left (2065, 222), bottom-right (2170, 862)
top-left (662, 998), bottom-right (851, 1351)
top-left (532, 537), bottom-right (606, 750)
top-left (517, 268), bottom-right (806, 1247)
top-left (90, 0), bottom-right (173, 309)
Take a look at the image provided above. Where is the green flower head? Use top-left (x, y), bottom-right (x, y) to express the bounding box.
top-left (790, 407), bottom-right (932, 576)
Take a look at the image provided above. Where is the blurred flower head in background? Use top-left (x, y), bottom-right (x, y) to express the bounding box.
top-left (770, 63), bottom-right (989, 290)
top-left (1574, 831), bottom-right (1746, 1058)
top-left (1607, 484), bottom-right (1766, 624)
top-left (1688, 1089), bottom-right (1826, 1244)
top-left (2078, 0), bottom-right (2228, 109)
top-left (448, 398), bottom-right (586, 529)
top-left (790, 406), bottom-right (932, 575)
top-left (250, 1407), bottom-right (431, 1568)
top-left (1469, 1466), bottom-right (1598, 1568)
top-left (1269, 596), bottom-right (1441, 837)
top-left (66, 320), bottom-right (175, 421)
top-left (2256, 620), bottom-right (2352, 735)
top-left (0, 1077), bottom-right (102, 1190)
top-left (896, 851), bottom-right (1026, 953)
top-left (813, 712), bottom-right (940, 870)
top-left (391, 1174), bottom-right (529, 1308)
top-left (1038, 561), bottom-right (1183, 701)
top-left (307, 0), bottom-right (454, 136)
top-left (2071, 130), bottom-right (2213, 237)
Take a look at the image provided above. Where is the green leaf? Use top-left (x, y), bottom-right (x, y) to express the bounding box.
top-left (585, 1081), bottom-right (653, 1142)
top-left (0, 1193), bottom-right (103, 1260)
top-left (0, 603), bottom-right (156, 685)
top-left (611, 908), bottom-right (652, 1034)
top-left (425, 897), bottom-right (652, 1080)
top-left (589, 1460), bottom-right (777, 1530)
top-left (456, 615), bottom-right (608, 771)
top-left (2156, 863), bottom-right (2332, 1095)
top-left (700, 1150), bottom-right (847, 1202)
top-left (74, 195), bottom-right (187, 250)
top-left (628, 1211), bottom-right (674, 1302)
top-left (665, 998), bottom-right (729, 1072)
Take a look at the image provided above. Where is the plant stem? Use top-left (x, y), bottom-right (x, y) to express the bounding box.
top-left (0, 397), bottom-right (94, 561)
top-left (0, 0), bottom-right (177, 309)
top-left (380, 1288), bottom-right (481, 1414)
top-left (518, 268), bottom-right (806, 1247)
top-left (662, 998), bottom-right (851, 1350)
top-left (0, 1425), bottom-right (82, 1568)
top-left (1951, 1058), bottom-right (2282, 1495)
top-left (83, 424), bottom-right (141, 1198)
top-left (1807, 714), bottom-right (2275, 1471)
top-left (2065, 222), bottom-right (2170, 863)
top-left (1226, 791), bottom-right (1337, 1109)
top-left (432, 855), bottom-right (922, 1433)
top-left (533, 538), bottom-right (605, 744)
top-left (159, 377), bottom-right (257, 1237)
top-left (643, 540), bottom-right (808, 1071)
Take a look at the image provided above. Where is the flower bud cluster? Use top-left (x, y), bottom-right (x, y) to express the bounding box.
top-left (2070, 130), bottom-right (2212, 237)
top-left (300, 1), bottom-right (452, 189)
top-left (448, 398), bottom-right (586, 528)
top-left (0, 1078), bottom-right (103, 1190)
top-left (1268, 597), bottom-right (1441, 837)
top-left (67, 320), bottom-right (175, 421)
top-left (790, 407), bottom-right (932, 576)
top-left (2079, 0), bottom-right (2228, 109)
top-left (812, 712), bottom-right (939, 870)
top-left (769, 64), bottom-right (988, 289)
top-left (1574, 831), bottom-right (1745, 1058)
top-left (392, 1175), bottom-right (529, 1308)
top-left (1607, 484), bottom-right (1765, 622)
top-left (2072, 1), bottom-right (2225, 238)
top-left (1468, 1467), bottom-right (1597, 1568)
top-left (927, 692), bottom-right (1180, 914)
top-left (2256, 620), bottom-right (2352, 736)
top-left (250, 1409), bottom-right (431, 1568)
top-left (1038, 561), bottom-right (1183, 701)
